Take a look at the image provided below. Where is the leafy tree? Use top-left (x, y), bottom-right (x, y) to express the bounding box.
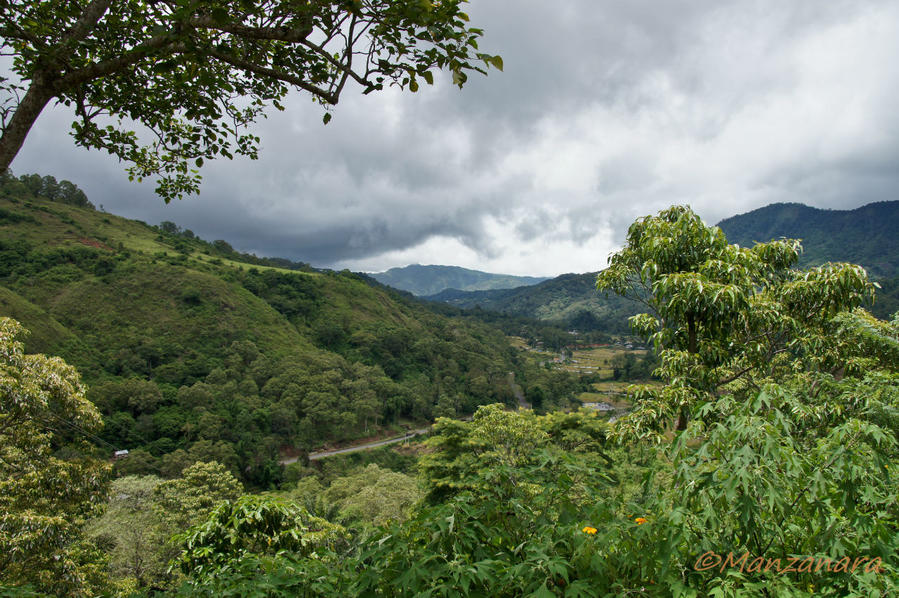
top-left (159, 221), bottom-right (181, 235)
top-left (581, 207), bottom-right (899, 595)
top-left (153, 460), bottom-right (243, 531)
top-left (419, 404), bottom-right (610, 505)
top-left (354, 407), bottom-right (615, 597)
top-left (87, 475), bottom-right (170, 588)
top-left (572, 328), bottom-right (899, 596)
top-left (88, 463), bottom-right (242, 590)
top-left (172, 495), bottom-right (348, 584)
top-left (0, 171), bottom-right (92, 208)
top-left (597, 205), bottom-right (874, 434)
top-left (0, 318), bottom-right (112, 595)
top-left (321, 464), bottom-right (421, 528)
top-left (0, 0), bottom-right (500, 200)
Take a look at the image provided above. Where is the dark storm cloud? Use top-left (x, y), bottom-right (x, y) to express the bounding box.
top-left (9, 0), bottom-right (899, 275)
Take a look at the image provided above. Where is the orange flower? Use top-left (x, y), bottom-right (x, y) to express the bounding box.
top-left (635, 517), bottom-right (648, 525)
top-left (582, 526), bottom-right (598, 534)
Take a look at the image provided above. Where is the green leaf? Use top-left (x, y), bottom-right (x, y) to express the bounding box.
top-left (211, 7), bottom-right (229, 25)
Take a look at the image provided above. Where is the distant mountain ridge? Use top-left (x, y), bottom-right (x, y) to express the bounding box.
top-left (426, 273), bottom-right (639, 334)
top-left (426, 200), bottom-right (899, 327)
top-left (370, 264), bottom-right (548, 296)
top-left (717, 201), bottom-right (899, 278)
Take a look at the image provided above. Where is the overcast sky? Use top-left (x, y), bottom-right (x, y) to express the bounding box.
top-left (10, 0), bottom-right (899, 276)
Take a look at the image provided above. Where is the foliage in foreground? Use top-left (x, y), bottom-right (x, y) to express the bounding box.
top-left (3, 206), bottom-right (899, 596)
top-left (0, 318), bottom-right (112, 596)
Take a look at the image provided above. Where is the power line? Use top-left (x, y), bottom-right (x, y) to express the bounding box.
top-left (39, 411), bottom-right (119, 452)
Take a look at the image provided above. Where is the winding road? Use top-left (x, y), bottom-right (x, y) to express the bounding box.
top-left (281, 374), bottom-right (527, 464)
top-left (280, 427), bottom-right (431, 464)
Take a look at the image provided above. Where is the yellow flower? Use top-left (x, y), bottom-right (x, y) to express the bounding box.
top-left (635, 517), bottom-right (648, 525)
top-left (582, 526), bottom-right (597, 534)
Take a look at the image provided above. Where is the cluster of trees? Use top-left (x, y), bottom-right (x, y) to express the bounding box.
top-left (425, 300), bottom-right (615, 353)
top-left (90, 314), bottom-right (531, 486)
top-left (608, 350), bottom-right (657, 381)
top-left (0, 171), bottom-right (93, 209)
top-left (154, 221), bottom-right (315, 271)
top-left (88, 462), bottom-right (244, 591)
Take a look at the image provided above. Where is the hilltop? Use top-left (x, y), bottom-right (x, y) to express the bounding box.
top-left (370, 264), bottom-right (548, 296)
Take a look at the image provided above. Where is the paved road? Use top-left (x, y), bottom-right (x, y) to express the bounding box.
top-left (280, 427), bottom-right (431, 464)
top-left (281, 374), bottom-right (525, 465)
top-left (508, 371), bottom-right (530, 409)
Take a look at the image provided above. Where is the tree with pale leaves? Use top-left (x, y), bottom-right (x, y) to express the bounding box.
top-left (0, 317), bottom-right (112, 595)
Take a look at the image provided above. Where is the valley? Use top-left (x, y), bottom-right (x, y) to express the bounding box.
top-left (3, 2), bottom-right (897, 594)
top-left (2, 176), bottom-right (897, 597)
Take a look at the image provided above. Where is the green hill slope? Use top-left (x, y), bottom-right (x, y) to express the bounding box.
top-left (426, 273), bottom-right (638, 334)
top-left (371, 264), bottom-right (548, 296)
top-left (717, 201), bottom-right (899, 278)
top-left (718, 201), bottom-right (899, 318)
top-left (0, 183), bottom-right (526, 487)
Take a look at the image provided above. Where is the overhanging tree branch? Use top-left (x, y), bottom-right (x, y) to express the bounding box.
top-left (207, 49), bottom-right (337, 104)
top-left (0, 0), bottom-right (500, 201)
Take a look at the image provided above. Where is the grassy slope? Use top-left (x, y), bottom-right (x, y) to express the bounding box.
top-left (0, 196), bottom-right (516, 375)
top-left (2, 198), bottom-right (312, 372)
top-left (0, 285), bottom-right (77, 355)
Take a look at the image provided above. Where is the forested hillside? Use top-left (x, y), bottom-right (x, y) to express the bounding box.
top-left (428, 201), bottom-right (899, 326)
top-left (718, 201), bottom-right (899, 317)
top-left (717, 201), bottom-right (899, 277)
top-left (371, 264), bottom-right (548, 296)
top-left (0, 175), bottom-right (580, 487)
top-left (426, 273), bottom-right (640, 333)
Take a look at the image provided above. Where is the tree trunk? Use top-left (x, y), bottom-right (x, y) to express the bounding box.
top-left (676, 316), bottom-right (698, 431)
top-left (0, 79), bottom-right (54, 173)
top-left (676, 406), bottom-right (688, 431)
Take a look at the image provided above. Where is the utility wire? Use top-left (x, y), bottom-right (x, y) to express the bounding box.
top-left (39, 410), bottom-right (119, 452)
